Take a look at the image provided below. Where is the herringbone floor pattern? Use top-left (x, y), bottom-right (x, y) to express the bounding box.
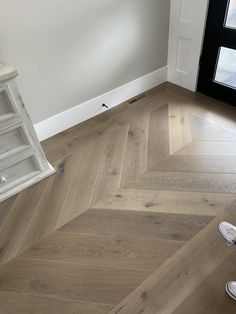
top-left (0, 83), bottom-right (236, 313)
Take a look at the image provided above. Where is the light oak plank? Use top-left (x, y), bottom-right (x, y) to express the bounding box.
top-left (168, 100), bottom-right (192, 155)
top-left (0, 195), bottom-right (17, 229)
top-left (44, 122), bottom-right (117, 164)
top-left (22, 232), bottom-right (184, 272)
top-left (173, 251), bottom-right (236, 314)
top-left (0, 180), bottom-right (48, 265)
top-left (189, 113), bottom-right (236, 141)
top-left (121, 114), bottom-right (149, 186)
top-left (166, 84), bottom-right (236, 134)
top-left (0, 291), bottom-right (112, 314)
top-left (129, 171), bottom-right (236, 194)
top-left (59, 208), bottom-right (213, 242)
top-left (147, 104), bottom-right (169, 169)
top-left (91, 125), bottom-right (129, 204)
top-left (154, 155), bottom-right (236, 174)
top-left (93, 189), bottom-right (235, 216)
top-left (55, 137), bottom-right (107, 228)
top-left (224, 199), bottom-right (236, 216)
top-left (0, 257), bottom-right (149, 306)
top-left (176, 141), bottom-right (236, 156)
top-left (19, 150), bottom-right (84, 254)
top-left (110, 212), bottom-right (236, 314)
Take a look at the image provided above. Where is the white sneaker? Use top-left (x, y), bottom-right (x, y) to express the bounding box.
top-left (226, 281), bottom-right (236, 301)
top-left (218, 221), bottom-right (236, 246)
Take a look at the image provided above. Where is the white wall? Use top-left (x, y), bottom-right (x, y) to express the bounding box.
top-left (0, 0), bottom-right (170, 124)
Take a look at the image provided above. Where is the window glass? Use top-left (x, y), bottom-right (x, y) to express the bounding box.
top-left (225, 0), bottom-right (236, 29)
top-left (214, 47), bottom-right (236, 89)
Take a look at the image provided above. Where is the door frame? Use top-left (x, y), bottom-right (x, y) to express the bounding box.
top-left (197, 0), bottom-right (236, 104)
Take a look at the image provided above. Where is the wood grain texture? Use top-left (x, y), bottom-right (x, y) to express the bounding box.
top-left (0, 257), bottom-right (149, 306)
top-left (21, 232), bottom-right (184, 272)
top-left (175, 141), bottom-right (236, 156)
top-left (120, 114), bottom-right (149, 186)
top-left (168, 100), bottom-right (192, 155)
top-left (154, 155), bottom-right (236, 173)
top-left (93, 189), bottom-right (235, 216)
top-left (0, 291), bottom-right (112, 314)
top-left (147, 104), bottom-right (169, 169)
top-left (0, 180), bottom-right (48, 265)
top-left (19, 151), bottom-right (84, 254)
top-left (0, 83), bottom-right (235, 312)
top-left (55, 137), bottom-right (107, 227)
top-left (173, 251), bottom-right (236, 314)
top-left (110, 212), bottom-right (236, 314)
top-left (129, 171), bottom-right (236, 193)
top-left (0, 194), bottom-right (17, 229)
top-left (189, 113), bottom-right (236, 141)
top-left (59, 208), bottom-right (213, 242)
top-left (91, 125), bottom-right (129, 204)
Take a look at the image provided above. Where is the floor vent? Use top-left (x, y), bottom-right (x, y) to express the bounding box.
top-left (129, 94), bottom-right (146, 104)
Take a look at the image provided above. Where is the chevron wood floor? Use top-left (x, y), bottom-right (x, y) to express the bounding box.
top-left (0, 83), bottom-right (236, 313)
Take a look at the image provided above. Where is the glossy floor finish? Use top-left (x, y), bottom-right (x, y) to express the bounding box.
top-left (0, 83), bottom-right (236, 313)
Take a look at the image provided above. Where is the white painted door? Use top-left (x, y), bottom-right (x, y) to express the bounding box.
top-left (168, 0), bottom-right (209, 91)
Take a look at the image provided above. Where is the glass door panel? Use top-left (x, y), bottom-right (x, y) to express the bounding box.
top-left (214, 47), bottom-right (236, 89)
top-left (225, 0), bottom-right (236, 29)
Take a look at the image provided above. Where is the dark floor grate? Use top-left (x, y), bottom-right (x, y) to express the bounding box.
top-left (129, 94), bottom-right (146, 104)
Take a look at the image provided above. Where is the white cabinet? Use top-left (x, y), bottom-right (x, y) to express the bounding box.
top-left (0, 58), bottom-right (54, 202)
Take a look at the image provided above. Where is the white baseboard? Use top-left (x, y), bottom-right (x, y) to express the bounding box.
top-left (34, 66), bottom-right (167, 141)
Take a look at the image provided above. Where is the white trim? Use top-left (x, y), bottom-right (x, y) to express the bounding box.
top-left (34, 66), bottom-right (167, 141)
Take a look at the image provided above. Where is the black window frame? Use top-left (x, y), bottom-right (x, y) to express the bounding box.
top-left (197, 0), bottom-right (236, 105)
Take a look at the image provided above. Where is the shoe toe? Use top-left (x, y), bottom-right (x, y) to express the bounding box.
top-left (226, 281), bottom-right (236, 301)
